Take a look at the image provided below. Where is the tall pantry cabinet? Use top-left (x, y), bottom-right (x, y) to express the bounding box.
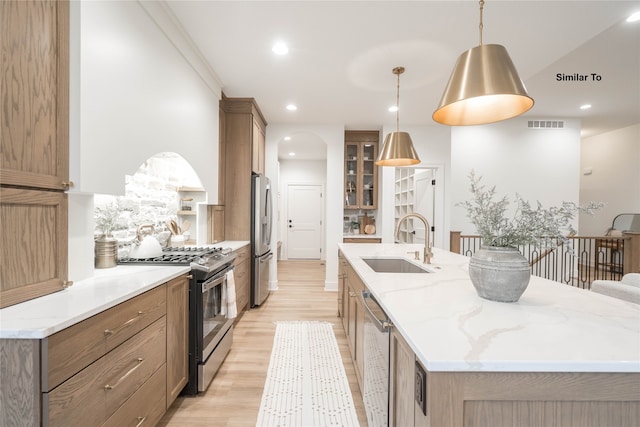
top-left (0, 0), bottom-right (70, 308)
top-left (219, 96), bottom-right (267, 240)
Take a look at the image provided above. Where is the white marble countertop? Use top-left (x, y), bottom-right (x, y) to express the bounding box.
top-left (338, 243), bottom-right (640, 373)
top-left (0, 241), bottom-right (249, 339)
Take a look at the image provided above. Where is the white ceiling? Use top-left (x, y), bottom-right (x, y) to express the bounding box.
top-left (165, 1), bottom-right (640, 160)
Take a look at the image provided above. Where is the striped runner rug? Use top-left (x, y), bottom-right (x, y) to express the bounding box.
top-left (256, 321), bottom-right (360, 427)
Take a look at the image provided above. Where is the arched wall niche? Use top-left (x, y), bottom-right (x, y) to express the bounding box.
top-left (94, 152), bottom-right (206, 245)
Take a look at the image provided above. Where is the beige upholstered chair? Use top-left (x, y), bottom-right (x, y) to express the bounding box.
top-left (590, 273), bottom-right (640, 304)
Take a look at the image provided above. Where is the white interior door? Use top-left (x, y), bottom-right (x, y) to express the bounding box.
top-left (287, 184), bottom-right (323, 259)
top-left (414, 169), bottom-right (435, 247)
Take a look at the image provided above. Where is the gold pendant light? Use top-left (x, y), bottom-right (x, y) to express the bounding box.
top-left (432, 0), bottom-right (534, 126)
top-left (376, 66), bottom-right (420, 166)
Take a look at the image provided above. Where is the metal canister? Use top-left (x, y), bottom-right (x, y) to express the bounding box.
top-left (95, 235), bottom-right (118, 268)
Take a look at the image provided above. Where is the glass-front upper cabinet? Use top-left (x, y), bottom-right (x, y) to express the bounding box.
top-left (344, 131), bottom-right (379, 210)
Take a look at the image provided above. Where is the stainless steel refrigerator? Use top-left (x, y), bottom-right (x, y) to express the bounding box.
top-left (251, 173), bottom-right (273, 306)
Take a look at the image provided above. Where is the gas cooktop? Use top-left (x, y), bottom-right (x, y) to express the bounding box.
top-left (118, 246), bottom-right (227, 265)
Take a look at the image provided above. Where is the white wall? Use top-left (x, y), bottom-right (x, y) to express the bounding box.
top-left (67, 1), bottom-right (222, 281)
top-left (580, 123), bottom-right (640, 235)
top-left (450, 118), bottom-right (582, 235)
top-left (279, 159), bottom-right (327, 260)
top-left (265, 125), bottom-right (344, 291)
top-left (70, 1), bottom-right (221, 197)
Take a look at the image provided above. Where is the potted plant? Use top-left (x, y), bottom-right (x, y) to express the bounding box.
top-left (94, 202), bottom-right (122, 268)
top-left (458, 171), bottom-right (601, 302)
top-left (351, 221), bottom-right (360, 235)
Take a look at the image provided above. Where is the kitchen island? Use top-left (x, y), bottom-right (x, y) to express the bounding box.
top-left (338, 243), bottom-right (640, 427)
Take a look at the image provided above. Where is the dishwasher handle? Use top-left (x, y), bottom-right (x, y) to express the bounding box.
top-left (361, 290), bottom-right (392, 332)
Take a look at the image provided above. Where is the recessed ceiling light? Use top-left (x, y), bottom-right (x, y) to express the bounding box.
top-left (288, 152), bottom-right (296, 156)
top-left (627, 11), bottom-right (640, 22)
top-left (580, 104), bottom-right (592, 110)
top-left (272, 42), bottom-right (289, 55)
top-left (388, 105), bottom-right (399, 112)
top-left (284, 136), bottom-right (291, 141)
top-left (286, 104), bottom-right (297, 111)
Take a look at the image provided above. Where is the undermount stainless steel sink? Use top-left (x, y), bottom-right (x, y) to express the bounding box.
top-left (362, 257), bottom-right (432, 274)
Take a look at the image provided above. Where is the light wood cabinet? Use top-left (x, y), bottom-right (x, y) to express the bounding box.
top-left (219, 96), bottom-right (267, 240)
top-left (0, 0), bottom-right (70, 309)
top-left (1, 0), bottom-right (69, 191)
top-left (389, 327), bottom-right (418, 427)
top-left (344, 130), bottom-right (379, 210)
top-left (45, 318), bottom-right (167, 427)
top-left (0, 187), bottom-right (69, 309)
top-left (0, 277), bottom-right (193, 427)
top-left (342, 262), bottom-right (366, 391)
top-left (166, 275), bottom-right (189, 407)
top-left (252, 116), bottom-right (266, 174)
top-left (343, 237), bottom-right (382, 244)
top-left (207, 204), bottom-right (225, 243)
top-left (44, 285), bottom-right (166, 391)
top-left (338, 251), bottom-right (348, 328)
top-left (103, 366), bottom-right (167, 427)
top-left (233, 245), bottom-right (251, 315)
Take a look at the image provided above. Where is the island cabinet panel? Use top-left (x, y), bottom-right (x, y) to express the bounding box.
top-left (344, 262), bottom-right (366, 391)
top-left (44, 318), bottom-right (167, 427)
top-left (44, 285), bottom-right (166, 391)
top-left (416, 371), bottom-right (640, 427)
top-left (338, 251), bottom-right (348, 328)
top-left (233, 245), bottom-right (251, 315)
top-left (389, 328), bottom-right (415, 427)
top-left (166, 275), bottom-right (189, 407)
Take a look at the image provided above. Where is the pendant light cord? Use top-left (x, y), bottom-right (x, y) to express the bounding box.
top-left (478, 0), bottom-right (484, 45)
top-left (395, 71), bottom-right (400, 132)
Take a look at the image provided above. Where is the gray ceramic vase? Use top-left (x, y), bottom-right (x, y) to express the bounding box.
top-left (468, 246), bottom-right (531, 303)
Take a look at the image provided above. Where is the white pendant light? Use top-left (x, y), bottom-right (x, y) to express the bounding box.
top-left (433, 0), bottom-right (534, 126)
top-left (376, 67), bottom-right (420, 166)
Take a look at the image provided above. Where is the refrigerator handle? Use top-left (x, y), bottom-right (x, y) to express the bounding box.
top-left (264, 185), bottom-right (273, 245)
top-left (260, 252), bottom-right (274, 263)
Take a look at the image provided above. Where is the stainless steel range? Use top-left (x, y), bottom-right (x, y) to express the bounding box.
top-left (119, 246), bottom-right (237, 395)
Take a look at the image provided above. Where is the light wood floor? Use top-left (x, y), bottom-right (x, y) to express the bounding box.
top-left (159, 260), bottom-right (368, 426)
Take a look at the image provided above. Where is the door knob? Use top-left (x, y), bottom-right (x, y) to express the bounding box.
top-left (289, 225), bottom-right (292, 228)
top-left (288, 219), bottom-right (292, 223)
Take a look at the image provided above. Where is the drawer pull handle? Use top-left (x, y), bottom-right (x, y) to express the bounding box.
top-left (104, 357), bottom-right (144, 390)
top-left (135, 416), bottom-right (147, 427)
top-left (104, 311), bottom-right (144, 336)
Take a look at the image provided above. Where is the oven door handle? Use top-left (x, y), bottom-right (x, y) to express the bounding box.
top-left (201, 266), bottom-right (234, 292)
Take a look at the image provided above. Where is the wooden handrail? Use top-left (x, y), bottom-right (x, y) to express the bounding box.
top-left (529, 232), bottom-right (576, 267)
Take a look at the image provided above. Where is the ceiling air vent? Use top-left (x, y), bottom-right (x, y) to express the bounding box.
top-left (528, 120), bottom-right (564, 129)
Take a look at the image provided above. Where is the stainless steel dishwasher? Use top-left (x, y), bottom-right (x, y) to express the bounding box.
top-left (361, 289), bottom-right (392, 427)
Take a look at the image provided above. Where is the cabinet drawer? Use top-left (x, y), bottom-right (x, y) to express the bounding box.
top-left (45, 285), bottom-right (166, 390)
top-left (45, 318), bottom-right (167, 427)
top-left (103, 364), bottom-right (167, 427)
